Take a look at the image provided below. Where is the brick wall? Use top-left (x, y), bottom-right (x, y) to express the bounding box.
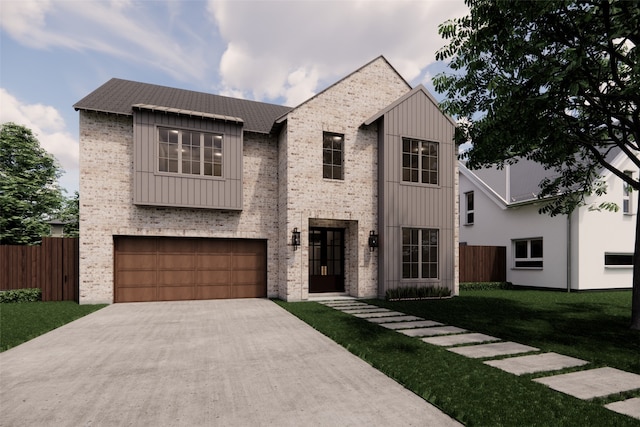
top-left (79, 112), bottom-right (280, 303)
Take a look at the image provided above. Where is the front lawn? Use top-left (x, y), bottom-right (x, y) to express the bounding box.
top-left (0, 301), bottom-right (106, 352)
top-left (277, 290), bottom-right (640, 426)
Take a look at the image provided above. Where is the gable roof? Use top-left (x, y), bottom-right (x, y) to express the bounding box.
top-left (274, 55), bottom-right (412, 125)
top-left (73, 78), bottom-right (292, 134)
top-left (364, 84), bottom-right (456, 127)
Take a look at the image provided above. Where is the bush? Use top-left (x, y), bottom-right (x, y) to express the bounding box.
top-left (0, 288), bottom-right (42, 303)
top-left (460, 282), bottom-right (514, 291)
top-left (386, 286), bottom-right (451, 301)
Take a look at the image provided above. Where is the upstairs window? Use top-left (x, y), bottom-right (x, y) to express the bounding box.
top-left (158, 127), bottom-right (223, 177)
top-left (323, 132), bottom-right (344, 180)
top-left (465, 191), bottom-right (475, 225)
top-left (402, 228), bottom-right (439, 279)
top-left (402, 138), bottom-right (438, 185)
top-left (513, 238), bottom-right (543, 269)
top-left (623, 170), bottom-right (633, 215)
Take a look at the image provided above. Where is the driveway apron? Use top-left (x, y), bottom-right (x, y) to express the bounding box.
top-left (0, 299), bottom-right (460, 426)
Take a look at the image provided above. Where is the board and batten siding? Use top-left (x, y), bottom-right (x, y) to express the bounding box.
top-left (377, 89), bottom-right (457, 294)
top-left (133, 110), bottom-right (243, 210)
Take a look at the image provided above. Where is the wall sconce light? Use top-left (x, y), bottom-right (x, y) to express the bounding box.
top-left (368, 230), bottom-right (378, 251)
top-left (292, 227), bottom-right (301, 250)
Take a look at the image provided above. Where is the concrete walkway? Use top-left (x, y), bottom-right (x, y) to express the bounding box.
top-left (320, 299), bottom-right (640, 421)
top-left (0, 299), bottom-right (461, 427)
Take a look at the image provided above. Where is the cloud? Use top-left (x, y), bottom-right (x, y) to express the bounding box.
top-left (0, 88), bottom-right (79, 193)
top-left (0, 0), bottom-right (209, 83)
top-left (209, 0), bottom-right (469, 105)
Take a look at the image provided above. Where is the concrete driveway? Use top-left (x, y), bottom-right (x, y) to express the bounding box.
top-left (0, 299), bottom-right (460, 426)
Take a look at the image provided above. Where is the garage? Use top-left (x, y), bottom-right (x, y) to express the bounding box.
top-left (114, 236), bottom-right (267, 303)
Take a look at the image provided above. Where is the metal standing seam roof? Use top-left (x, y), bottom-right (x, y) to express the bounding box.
top-left (73, 78), bottom-right (292, 134)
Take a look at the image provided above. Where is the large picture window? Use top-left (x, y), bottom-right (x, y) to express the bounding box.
top-left (402, 228), bottom-right (439, 279)
top-left (402, 138), bottom-right (438, 185)
top-left (323, 132), bottom-right (344, 180)
top-left (513, 238), bottom-right (543, 268)
top-left (158, 127), bottom-right (223, 177)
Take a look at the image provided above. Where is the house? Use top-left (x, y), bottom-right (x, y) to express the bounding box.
top-left (459, 153), bottom-right (637, 290)
top-left (74, 56), bottom-right (458, 304)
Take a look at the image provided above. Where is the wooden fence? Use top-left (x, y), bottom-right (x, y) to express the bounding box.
top-left (459, 245), bottom-right (506, 282)
top-left (0, 237), bottom-right (79, 302)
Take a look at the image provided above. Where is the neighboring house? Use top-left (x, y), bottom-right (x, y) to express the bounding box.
top-left (74, 56), bottom-right (458, 304)
top-left (459, 153), bottom-right (638, 290)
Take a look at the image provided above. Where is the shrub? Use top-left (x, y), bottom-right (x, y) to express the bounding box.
top-left (0, 288), bottom-right (42, 303)
top-left (386, 286), bottom-right (451, 301)
top-left (460, 282), bottom-right (514, 291)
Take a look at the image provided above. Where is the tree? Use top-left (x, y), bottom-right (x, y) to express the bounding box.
top-left (0, 122), bottom-right (65, 245)
top-left (59, 191), bottom-right (79, 238)
top-left (434, 0), bottom-right (640, 329)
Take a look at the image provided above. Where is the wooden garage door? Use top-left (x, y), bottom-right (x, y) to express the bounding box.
top-left (114, 236), bottom-right (267, 303)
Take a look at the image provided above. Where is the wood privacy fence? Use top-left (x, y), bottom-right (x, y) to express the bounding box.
top-left (459, 245), bottom-right (507, 282)
top-left (0, 237), bottom-right (79, 302)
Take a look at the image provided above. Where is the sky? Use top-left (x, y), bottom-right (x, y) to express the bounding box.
top-left (0, 0), bottom-right (469, 195)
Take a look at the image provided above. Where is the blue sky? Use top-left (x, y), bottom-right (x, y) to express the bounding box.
top-left (0, 0), bottom-right (468, 194)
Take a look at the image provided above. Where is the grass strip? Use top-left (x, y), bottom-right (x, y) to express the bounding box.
top-left (277, 299), bottom-right (640, 426)
top-left (0, 301), bottom-right (106, 352)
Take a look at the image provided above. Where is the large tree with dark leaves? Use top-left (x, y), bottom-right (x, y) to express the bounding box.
top-left (434, 0), bottom-right (640, 328)
top-left (0, 122), bottom-right (64, 245)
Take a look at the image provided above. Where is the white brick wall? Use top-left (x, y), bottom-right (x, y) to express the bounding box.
top-left (278, 57), bottom-right (411, 300)
top-left (79, 112), bottom-right (280, 303)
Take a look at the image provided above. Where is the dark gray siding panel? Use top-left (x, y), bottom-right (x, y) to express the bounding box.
top-left (133, 110), bottom-right (243, 210)
top-left (379, 90), bottom-right (456, 294)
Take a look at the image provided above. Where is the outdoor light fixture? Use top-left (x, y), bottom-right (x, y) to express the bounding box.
top-left (368, 230), bottom-right (378, 251)
top-left (292, 228), bottom-right (301, 250)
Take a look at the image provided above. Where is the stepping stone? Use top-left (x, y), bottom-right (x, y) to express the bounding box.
top-left (400, 326), bottom-right (466, 337)
top-left (423, 333), bottom-right (500, 347)
top-left (353, 311), bottom-right (406, 318)
top-left (379, 320), bottom-right (443, 330)
top-left (534, 367), bottom-right (640, 400)
top-left (448, 342), bottom-right (538, 359)
top-left (367, 315), bottom-right (423, 323)
top-left (339, 307), bottom-right (391, 314)
top-left (484, 352), bottom-right (588, 375)
top-left (322, 302), bottom-right (368, 307)
top-left (606, 397), bottom-right (640, 420)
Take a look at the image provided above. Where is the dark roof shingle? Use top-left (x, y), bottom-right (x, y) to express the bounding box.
top-left (73, 78), bottom-right (292, 134)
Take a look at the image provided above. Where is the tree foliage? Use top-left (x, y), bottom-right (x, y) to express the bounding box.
top-left (59, 191), bottom-right (79, 238)
top-left (434, 0), bottom-right (640, 328)
top-left (0, 122), bottom-right (65, 245)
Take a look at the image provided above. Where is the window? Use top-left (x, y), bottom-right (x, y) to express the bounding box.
top-left (402, 138), bottom-right (438, 185)
top-left (465, 191), bottom-right (475, 224)
top-left (513, 238), bottom-right (543, 268)
top-left (323, 132), bottom-right (343, 180)
top-left (158, 127), bottom-right (222, 177)
top-left (402, 228), bottom-right (439, 279)
top-left (604, 253), bottom-right (633, 267)
top-left (623, 170), bottom-right (633, 215)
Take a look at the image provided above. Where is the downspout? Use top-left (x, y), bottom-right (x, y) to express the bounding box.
top-left (566, 213), bottom-right (572, 293)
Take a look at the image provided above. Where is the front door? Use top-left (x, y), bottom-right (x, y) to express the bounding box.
top-left (309, 228), bottom-right (345, 293)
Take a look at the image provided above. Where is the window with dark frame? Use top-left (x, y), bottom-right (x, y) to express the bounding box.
top-left (323, 132), bottom-right (344, 180)
top-left (604, 253), bottom-right (633, 266)
top-left (513, 238), bottom-right (543, 268)
top-left (402, 137), bottom-right (438, 185)
top-left (402, 228), bottom-right (439, 279)
top-left (623, 170), bottom-right (633, 215)
top-left (465, 191), bottom-right (474, 224)
top-left (158, 127), bottom-right (222, 177)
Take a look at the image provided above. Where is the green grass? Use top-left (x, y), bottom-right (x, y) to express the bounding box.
top-left (0, 301), bottom-right (106, 352)
top-left (277, 290), bottom-right (640, 427)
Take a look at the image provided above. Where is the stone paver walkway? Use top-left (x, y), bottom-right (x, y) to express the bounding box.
top-left (317, 299), bottom-right (640, 421)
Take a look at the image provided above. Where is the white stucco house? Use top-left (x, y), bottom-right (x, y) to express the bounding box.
top-left (459, 152), bottom-right (637, 290)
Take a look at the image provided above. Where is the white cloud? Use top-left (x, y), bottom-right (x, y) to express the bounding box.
top-left (0, 0), bottom-right (209, 83)
top-left (0, 88), bottom-right (79, 193)
top-left (209, 0), bottom-right (469, 105)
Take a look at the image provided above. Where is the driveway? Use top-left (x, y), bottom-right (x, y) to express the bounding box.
top-left (0, 299), bottom-right (461, 426)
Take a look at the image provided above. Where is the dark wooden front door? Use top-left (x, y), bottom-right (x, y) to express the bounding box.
top-left (309, 228), bottom-right (344, 293)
